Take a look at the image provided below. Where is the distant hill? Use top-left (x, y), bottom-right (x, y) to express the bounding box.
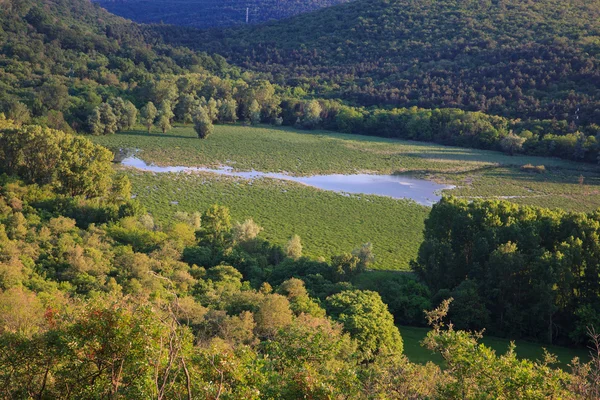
top-left (94, 0), bottom-right (352, 28)
top-left (165, 0), bottom-right (600, 130)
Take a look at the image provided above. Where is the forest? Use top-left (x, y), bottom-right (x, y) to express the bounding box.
top-left (0, 0), bottom-right (600, 397)
top-left (2, 0), bottom-right (600, 163)
top-left (94, 0), bottom-right (351, 28)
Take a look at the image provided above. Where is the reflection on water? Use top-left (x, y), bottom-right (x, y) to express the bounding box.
top-left (120, 156), bottom-right (454, 206)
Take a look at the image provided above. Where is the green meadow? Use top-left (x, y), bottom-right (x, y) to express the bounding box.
top-left (91, 124), bottom-right (600, 269)
top-left (401, 325), bottom-right (591, 370)
top-left (92, 124), bottom-right (600, 211)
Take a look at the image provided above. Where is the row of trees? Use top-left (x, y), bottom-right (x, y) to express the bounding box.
top-left (280, 99), bottom-right (600, 163)
top-left (413, 197), bottom-right (600, 345)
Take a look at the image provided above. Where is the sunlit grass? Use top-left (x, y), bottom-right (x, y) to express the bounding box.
top-left (401, 325), bottom-right (591, 370)
top-left (126, 171), bottom-right (429, 270)
top-left (91, 124), bottom-right (600, 212)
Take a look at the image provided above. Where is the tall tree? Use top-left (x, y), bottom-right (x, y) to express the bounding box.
top-left (193, 107), bottom-right (214, 139)
top-left (140, 102), bottom-right (158, 133)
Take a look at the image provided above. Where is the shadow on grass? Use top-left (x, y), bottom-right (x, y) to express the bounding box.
top-left (116, 129), bottom-right (195, 140)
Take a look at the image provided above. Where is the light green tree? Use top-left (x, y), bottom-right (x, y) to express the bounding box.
top-left (140, 102), bottom-right (158, 133)
top-left (123, 101), bottom-right (137, 129)
top-left (326, 290), bottom-right (403, 361)
top-left (156, 115), bottom-right (172, 134)
top-left (285, 235), bottom-right (302, 260)
top-left (249, 99), bottom-right (261, 125)
top-left (219, 99), bottom-right (238, 123)
top-left (193, 107), bottom-right (214, 139)
top-left (302, 100), bottom-right (322, 129)
top-left (88, 103), bottom-right (118, 135)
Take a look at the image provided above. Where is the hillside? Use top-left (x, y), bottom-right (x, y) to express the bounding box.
top-left (169, 0), bottom-right (600, 131)
top-left (0, 0), bottom-right (238, 130)
top-left (94, 0), bottom-right (352, 28)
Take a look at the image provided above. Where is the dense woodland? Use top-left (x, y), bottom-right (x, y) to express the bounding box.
top-left (2, 0), bottom-right (600, 164)
top-left (156, 0), bottom-right (600, 139)
top-left (414, 197), bottom-right (600, 346)
top-left (168, 0), bottom-right (600, 122)
top-left (95, 0), bottom-right (352, 28)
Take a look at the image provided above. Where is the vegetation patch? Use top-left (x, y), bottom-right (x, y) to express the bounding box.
top-left (126, 171), bottom-right (428, 270)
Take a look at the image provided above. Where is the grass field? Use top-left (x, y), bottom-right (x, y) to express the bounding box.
top-left (92, 125), bottom-right (600, 212)
top-left (401, 325), bottom-right (591, 370)
top-left (89, 124), bottom-right (600, 269)
top-left (125, 171), bottom-right (428, 269)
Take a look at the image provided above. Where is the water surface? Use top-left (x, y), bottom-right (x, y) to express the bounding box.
top-left (121, 156), bottom-right (453, 205)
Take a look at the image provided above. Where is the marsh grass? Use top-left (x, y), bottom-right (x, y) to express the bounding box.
top-left (126, 171), bottom-right (429, 270)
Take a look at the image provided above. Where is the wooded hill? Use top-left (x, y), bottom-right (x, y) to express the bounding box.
top-left (0, 0), bottom-right (238, 131)
top-left (94, 0), bottom-right (352, 28)
top-left (168, 0), bottom-right (600, 132)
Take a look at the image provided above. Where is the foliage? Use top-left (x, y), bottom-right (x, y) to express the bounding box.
top-left (326, 289), bottom-right (403, 361)
top-left (96, 0), bottom-right (352, 28)
top-left (414, 197), bottom-right (600, 344)
top-left (0, 162), bottom-right (595, 397)
top-left (193, 106), bottom-right (213, 139)
top-left (182, 0), bottom-right (600, 138)
top-left (0, 117), bottom-right (118, 197)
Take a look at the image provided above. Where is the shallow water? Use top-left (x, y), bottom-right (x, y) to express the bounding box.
top-left (120, 156), bottom-right (454, 205)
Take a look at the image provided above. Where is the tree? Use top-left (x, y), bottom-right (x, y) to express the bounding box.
top-left (157, 115), bottom-right (172, 134)
top-left (331, 253), bottom-right (362, 281)
top-left (219, 99), bottom-right (238, 123)
top-left (352, 242), bottom-right (375, 270)
top-left (326, 290), bottom-right (403, 361)
top-left (254, 293), bottom-right (294, 338)
top-left (158, 100), bottom-right (175, 122)
top-left (108, 97), bottom-right (127, 131)
top-left (193, 107), bottom-right (213, 139)
top-left (278, 278), bottom-right (325, 317)
top-left (140, 102), bottom-right (158, 133)
top-left (175, 94), bottom-right (197, 123)
top-left (6, 102), bottom-right (30, 126)
top-left (88, 103), bottom-right (118, 135)
top-left (249, 99), bottom-right (261, 125)
top-left (500, 132), bottom-right (526, 155)
top-left (573, 132), bottom-right (587, 160)
top-left (206, 98), bottom-right (219, 122)
top-left (285, 235), bottom-right (302, 260)
top-left (302, 100), bottom-right (322, 129)
top-left (123, 101), bottom-right (138, 130)
top-left (424, 299), bottom-right (575, 399)
top-left (199, 204), bottom-right (232, 247)
top-left (37, 81), bottom-right (69, 111)
top-left (232, 218), bottom-right (262, 243)
top-left (57, 135), bottom-right (115, 197)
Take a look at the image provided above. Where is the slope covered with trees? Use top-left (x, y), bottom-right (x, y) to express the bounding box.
top-left (176, 0), bottom-right (600, 133)
top-left (0, 0), bottom-right (241, 132)
top-left (95, 0), bottom-right (352, 28)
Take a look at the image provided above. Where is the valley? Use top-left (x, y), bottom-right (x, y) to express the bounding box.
top-left (0, 0), bottom-right (599, 397)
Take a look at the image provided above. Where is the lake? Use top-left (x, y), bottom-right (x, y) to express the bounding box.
top-left (120, 156), bottom-right (454, 206)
